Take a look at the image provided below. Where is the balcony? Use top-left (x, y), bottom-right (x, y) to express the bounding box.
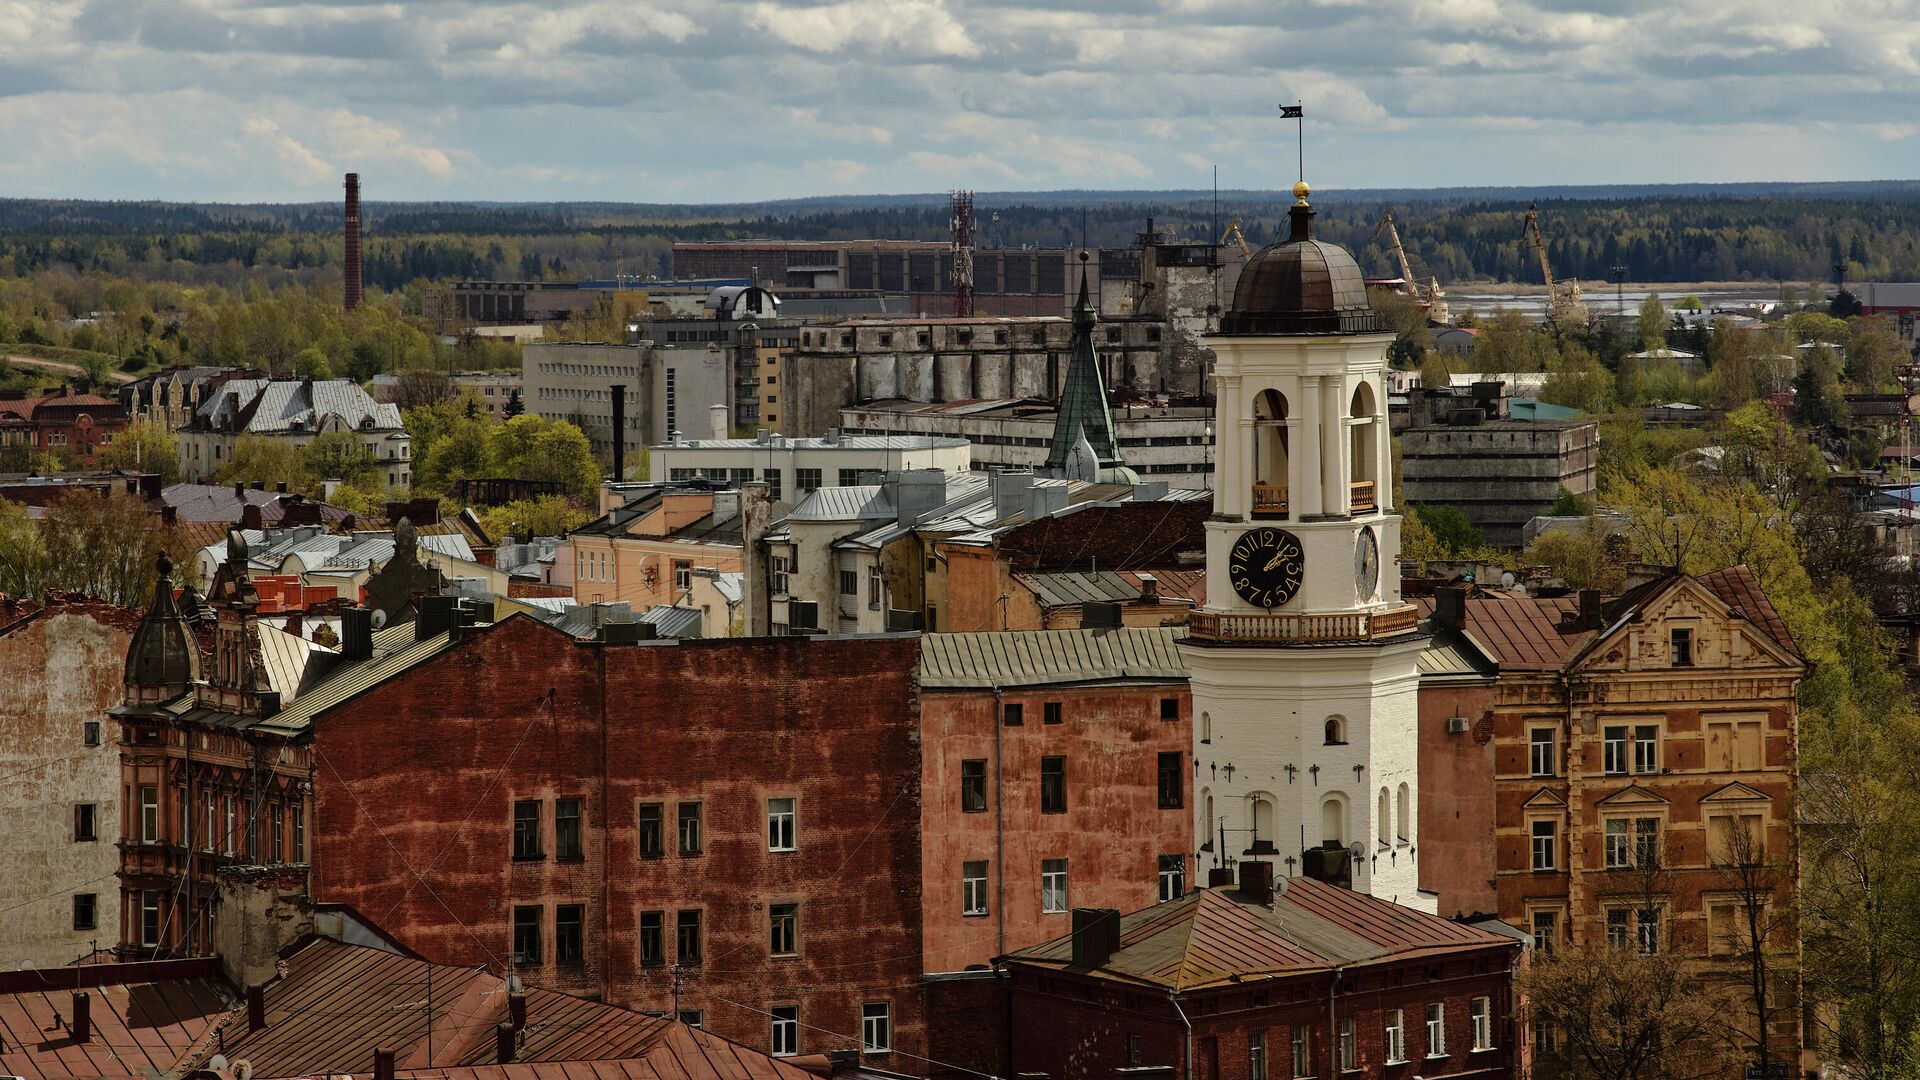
top-left (1350, 480), bottom-right (1378, 514)
top-left (1251, 484), bottom-right (1290, 518)
top-left (1187, 604), bottom-right (1420, 644)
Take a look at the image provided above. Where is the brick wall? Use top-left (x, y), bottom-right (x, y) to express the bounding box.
top-left (1417, 680), bottom-right (1498, 917)
top-left (919, 684), bottom-right (1192, 974)
top-left (309, 615), bottom-right (929, 1067)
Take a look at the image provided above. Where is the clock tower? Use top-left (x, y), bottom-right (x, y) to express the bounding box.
top-left (1182, 182), bottom-right (1432, 909)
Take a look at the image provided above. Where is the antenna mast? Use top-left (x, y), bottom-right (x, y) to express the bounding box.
top-left (950, 190), bottom-right (975, 318)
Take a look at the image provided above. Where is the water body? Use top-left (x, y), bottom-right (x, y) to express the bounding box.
top-left (1447, 286), bottom-right (1787, 319)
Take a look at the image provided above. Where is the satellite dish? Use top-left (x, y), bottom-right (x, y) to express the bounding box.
top-left (15, 960), bottom-right (32, 970)
top-left (1348, 840), bottom-right (1366, 859)
top-left (234, 1059), bottom-right (253, 1080)
top-left (209, 1054), bottom-right (229, 1071)
top-left (370, 609), bottom-right (388, 629)
top-left (1500, 572), bottom-right (1516, 589)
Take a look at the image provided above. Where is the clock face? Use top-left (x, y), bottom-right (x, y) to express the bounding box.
top-left (1354, 526), bottom-right (1380, 602)
top-left (1229, 527), bottom-right (1305, 608)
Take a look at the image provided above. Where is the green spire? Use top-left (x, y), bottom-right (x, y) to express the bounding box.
top-left (1044, 255), bottom-right (1133, 483)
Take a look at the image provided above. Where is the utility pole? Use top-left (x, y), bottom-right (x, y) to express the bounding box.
top-left (1612, 265), bottom-right (1628, 317)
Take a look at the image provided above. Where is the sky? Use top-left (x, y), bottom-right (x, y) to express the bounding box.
top-left (2, 0), bottom-right (1918, 204)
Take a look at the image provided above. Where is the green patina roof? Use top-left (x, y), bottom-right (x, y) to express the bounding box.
top-left (1043, 262), bottom-right (1129, 480)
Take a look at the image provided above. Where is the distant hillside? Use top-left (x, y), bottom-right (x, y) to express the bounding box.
top-left (3, 179), bottom-right (1918, 287)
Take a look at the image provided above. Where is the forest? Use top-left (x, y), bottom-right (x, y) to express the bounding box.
top-left (4, 180), bottom-right (1920, 292)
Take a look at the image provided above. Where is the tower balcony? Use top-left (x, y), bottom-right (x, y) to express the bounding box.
top-left (1350, 480), bottom-right (1377, 513)
top-left (1251, 484), bottom-right (1290, 518)
top-left (1187, 604), bottom-right (1420, 644)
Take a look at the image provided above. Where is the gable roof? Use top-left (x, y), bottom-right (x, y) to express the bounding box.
top-left (1701, 780), bottom-right (1774, 803)
top-left (1007, 878), bottom-right (1513, 992)
top-left (0, 958), bottom-right (230, 1079)
top-left (1594, 783), bottom-right (1671, 807)
top-left (1696, 565), bottom-right (1798, 657)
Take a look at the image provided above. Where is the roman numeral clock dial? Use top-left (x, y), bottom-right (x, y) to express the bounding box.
top-left (1229, 527), bottom-right (1305, 608)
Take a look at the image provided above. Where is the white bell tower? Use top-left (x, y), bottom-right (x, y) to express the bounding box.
top-left (1183, 182), bottom-right (1432, 909)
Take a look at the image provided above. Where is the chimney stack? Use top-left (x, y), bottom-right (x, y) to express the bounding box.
top-left (71, 991), bottom-right (91, 1043)
top-left (1434, 586), bottom-right (1467, 631)
top-left (247, 984), bottom-right (266, 1031)
top-left (344, 173), bottom-right (363, 312)
top-left (1237, 859), bottom-right (1275, 905)
top-left (610, 384), bottom-right (626, 482)
top-left (709, 403), bottom-right (729, 440)
top-left (508, 987), bottom-right (527, 1031)
top-left (496, 1021), bottom-right (517, 1064)
top-left (1578, 588), bottom-right (1604, 631)
top-left (374, 1049), bottom-right (396, 1080)
top-left (1069, 908), bottom-right (1122, 969)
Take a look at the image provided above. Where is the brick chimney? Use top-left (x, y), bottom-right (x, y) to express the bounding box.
top-left (71, 991), bottom-right (90, 1043)
top-left (1237, 859), bottom-right (1275, 905)
top-left (1434, 585), bottom-right (1467, 631)
top-left (344, 173), bottom-right (364, 313)
top-left (1070, 908), bottom-right (1121, 968)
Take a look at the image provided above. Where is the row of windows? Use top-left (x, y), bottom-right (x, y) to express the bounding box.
top-left (957, 753), bottom-right (1183, 814)
top-left (1526, 715), bottom-right (1766, 777)
top-left (1527, 810), bottom-right (1764, 872)
top-left (960, 854), bottom-right (1188, 916)
top-left (763, 1001), bottom-right (892, 1058)
top-left (1245, 999), bottom-right (1496, 1080)
top-left (514, 797), bottom-right (804, 860)
top-left (134, 785), bottom-right (305, 863)
top-left (1001, 699), bottom-right (1181, 726)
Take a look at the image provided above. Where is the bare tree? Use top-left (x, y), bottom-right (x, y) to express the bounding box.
top-left (1522, 941), bottom-right (1727, 1080)
top-left (389, 369), bottom-right (456, 412)
top-left (1706, 814), bottom-right (1798, 1079)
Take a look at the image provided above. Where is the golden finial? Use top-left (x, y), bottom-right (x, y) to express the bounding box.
top-left (1292, 180), bottom-right (1311, 206)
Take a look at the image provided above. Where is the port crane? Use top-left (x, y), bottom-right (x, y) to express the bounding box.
top-left (1521, 204), bottom-right (1588, 326)
top-left (1369, 209), bottom-right (1450, 325)
top-left (1219, 218), bottom-right (1254, 262)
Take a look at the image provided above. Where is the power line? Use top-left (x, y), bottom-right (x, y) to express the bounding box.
top-left (0, 871), bottom-right (119, 917)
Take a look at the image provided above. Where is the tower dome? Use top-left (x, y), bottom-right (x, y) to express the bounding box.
top-left (1221, 182), bottom-right (1387, 336)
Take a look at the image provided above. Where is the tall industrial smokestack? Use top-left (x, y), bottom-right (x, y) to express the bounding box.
top-left (344, 173), bottom-right (364, 312)
top-left (610, 384), bottom-right (626, 482)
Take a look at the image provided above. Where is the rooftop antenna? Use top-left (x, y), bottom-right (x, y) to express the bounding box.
top-left (1280, 102), bottom-right (1305, 184)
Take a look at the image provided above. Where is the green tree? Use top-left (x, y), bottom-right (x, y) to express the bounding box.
top-left (1638, 294), bottom-right (1668, 352)
top-left (1792, 345), bottom-right (1847, 430)
top-left (302, 430), bottom-right (381, 489)
top-left (1540, 344), bottom-right (1616, 414)
top-left (39, 488), bottom-right (187, 605)
top-left (1707, 320), bottom-right (1760, 408)
top-left (1787, 311), bottom-right (1849, 344)
top-left (0, 498), bottom-right (49, 598)
top-left (1472, 311), bottom-right (1556, 372)
top-left (215, 435), bottom-right (312, 492)
top-left (488, 415), bottom-right (601, 501)
top-left (1845, 315), bottom-right (1906, 393)
top-left (1521, 521), bottom-right (1625, 593)
top-left (1368, 286), bottom-right (1431, 369)
top-left (480, 495), bottom-right (590, 543)
top-left (96, 420), bottom-right (180, 484)
top-left (1410, 504), bottom-right (1483, 554)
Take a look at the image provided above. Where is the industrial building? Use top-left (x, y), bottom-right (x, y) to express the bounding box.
top-left (1397, 384), bottom-right (1598, 547)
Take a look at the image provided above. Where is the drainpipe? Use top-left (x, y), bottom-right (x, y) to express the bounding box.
top-left (991, 684), bottom-right (1007, 956)
top-left (1170, 991), bottom-right (1194, 1080)
top-left (1327, 967), bottom-right (1345, 1075)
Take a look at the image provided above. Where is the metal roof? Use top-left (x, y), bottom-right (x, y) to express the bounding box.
top-left (639, 605), bottom-right (704, 638)
top-left (1416, 624), bottom-right (1497, 681)
top-left (1008, 878), bottom-right (1515, 992)
top-left (185, 937), bottom-right (818, 1080)
top-left (919, 626), bottom-right (1189, 689)
top-left (254, 623), bottom-right (459, 737)
top-left (1015, 569), bottom-right (1143, 608)
top-left (0, 960), bottom-right (230, 1079)
top-left (256, 622), bottom-right (339, 702)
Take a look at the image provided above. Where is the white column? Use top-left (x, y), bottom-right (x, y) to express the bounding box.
top-left (1217, 375), bottom-right (1245, 517)
top-left (1293, 375), bottom-right (1322, 517)
top-left (1319, 375), bottom-right (1344, 516)
top-left (1375, 378), bottom-right (1394, 511)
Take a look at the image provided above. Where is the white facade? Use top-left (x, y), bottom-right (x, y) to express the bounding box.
top-left (1182, 321), bottom-right (1433, 910)
top-left (653, 433), bottom-right (972, 503)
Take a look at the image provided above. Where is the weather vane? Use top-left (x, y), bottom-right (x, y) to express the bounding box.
top-left (1280, 102), bottom-right (1304, 185)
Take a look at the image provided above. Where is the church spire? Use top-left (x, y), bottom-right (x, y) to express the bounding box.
top-left (1043, 253), bottom-right (1137, 484)
top-left (124, 552), bottom-right (198, 704)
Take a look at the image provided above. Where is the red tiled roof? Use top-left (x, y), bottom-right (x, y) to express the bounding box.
top-left (1697, 564), bottom-right (1799, 657)
top-left (1415, 594), bottom-right (1582, 671)
top-left (0, 959), bottom-right (230, 1079)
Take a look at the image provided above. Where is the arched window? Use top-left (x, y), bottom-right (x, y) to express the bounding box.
top-left (1253, 389), bottom-right (1290, 513)
top-left (1349, 381), bottom-right (1379, 499)
top-left (1325, 715), bottom-right (1347, 745)
top-left (1377, 789), bottom-right (1391, 844)
top-left (1320, 795), bottom-right (1347, 847)
top-left (1200, 710), bottom-right (1212, 744)
top-left (1251, 796), bottom-right (1274, 844)
top-left (1396, 782), bottom-right (1411, 842)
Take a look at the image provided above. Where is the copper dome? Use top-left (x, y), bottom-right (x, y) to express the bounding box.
top-left (1221, 200), bottom-right (1388, 336)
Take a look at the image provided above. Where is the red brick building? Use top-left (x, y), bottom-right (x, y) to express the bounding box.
top-left (1004, 869), bottom-right (1522, 1080)
top-left (917, 628), bottom-right (1194, 974)
top-left (0, 388), bottom-right (128, 466)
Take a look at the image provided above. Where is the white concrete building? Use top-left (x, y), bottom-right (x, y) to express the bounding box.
top-left (839, 399), bottom-right (1212, 488)
top-left (654, 428), bottom-right (971, 503)
top-left (178, 379), bottom-right (410, 488)
top-left (1181, 187), bottom-right (1432, 910)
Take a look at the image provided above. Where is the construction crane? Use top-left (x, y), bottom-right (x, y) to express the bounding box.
top-left (1219, 218), bottom-right (1254, 262)
top-left (1521, 204), bottom-right (1588, 326)
top-left (1369, 209), bottom-right (1450, 325)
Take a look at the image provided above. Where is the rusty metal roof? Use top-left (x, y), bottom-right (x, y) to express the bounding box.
top-left (189, 938), bottom-right (820, 1080)
top-left (919, 626), bottom-right (1189, 690)
top-left (1007, 878), bottom-right (1515, 992)
top-left (0, 959), bottom-right (231, 1079)
top-left (1413, 594), bottom-right (1582, 671)
top-left (1696, 565), bottom-right (1798, 656)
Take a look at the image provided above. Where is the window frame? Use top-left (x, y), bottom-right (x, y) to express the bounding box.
top-left (1157, 752), bottom-right (1184, 810)
top-left (639, 910), bottom-right (665, 966)
top-left (554, 903), bottom-right (585, 966)
top-left (1250, 1031), bottom-right (1268, 1080)
top-left (962, 860), bottom-right (989, 916)
top-left (1291, 1023), bottom-right (1311, 1078)
top-left (1161, 698), bottom-right (1180, 721)
top-left (1670, 626), bottom-right (1695, 666)
top-left (960, 759), bottom-right (988, 814)
top-left (1425, 1002), bottom-right (1446, 1058)
top-left (862, 1001), bottom-right (892, 1054)
top-left (74, 802), bottom-right (97, 843)
top-left (638, 803), bottom-right (664, 859)
top-left (1040, 755), bottom-right (1067, 814)
top-left (676, 908), bottom-right (703, 965)
top-left (677, 802), bottom-right (702, 856)
top-left (1158, 854), bottom-right (1185, 902)
top-left (1385, 1008), bottom-right (1407, 1065)
top-left (769, 901), bottom-right (799, 957)
top-left (1529, 817), bottom-right (1559, 871)
top-left (512, 799), bottom-right (543, 860)
top-left (1338, 1018), bottom-right (1357, 1072)
top-left (1002, 702), bottom-right (1023, 726)
top-left (1470, 996), bottom-right (1493, 1051)
top-left (770, 1004), bottom-right (799, 1057)
top-left (512, 904), bottom-right (542, 965)
top-left (1043, 701), bottom-right (1063, 725)
top-left (554, 797), bottom-right (584, 862)
top-left (1041, 858), bottom-right (1069, 914)
top-left (73, 892), bottom-right (97, 931)
top-left (1528, 726), bottom-right (1557, 777)
top-left (767, 797), bottom-right (797, 852)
